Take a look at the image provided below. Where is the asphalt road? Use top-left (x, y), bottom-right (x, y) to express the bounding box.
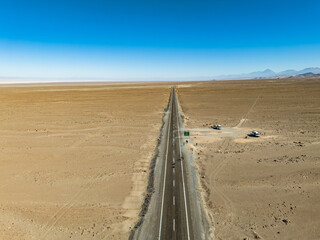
top-left (129, 87), bottom-right (203, 240)
top-left (158, 88), bottom-right (193, 240)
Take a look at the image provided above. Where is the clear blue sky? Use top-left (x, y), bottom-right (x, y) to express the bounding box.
top-left (0, 0), bottom-right (320, 81)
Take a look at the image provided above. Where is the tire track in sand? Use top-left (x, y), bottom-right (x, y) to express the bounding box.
top-left (40, 133), bottom-right (110, 239)
top-left (208, 139), bottom-right (236, 228)
top-left (40, 168), bottom-right (110, 239)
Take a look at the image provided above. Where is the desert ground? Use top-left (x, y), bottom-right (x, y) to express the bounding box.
top-left (1, 78), bottom-right (319, 240)
top-left (177, 77), bottom-right (320, 239)
top-left (0, 83), bottom-right (170, 240)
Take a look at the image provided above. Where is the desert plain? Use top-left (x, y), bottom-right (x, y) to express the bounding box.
top-left (178, 77), bottom-right (320, 240)
top-left (0, 83), bottom-right (170, 240)
top-left (0, 77), bottom-right (320, 240)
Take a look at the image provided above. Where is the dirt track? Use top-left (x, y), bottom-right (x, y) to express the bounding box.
top-left (178, 78), bottom-right (320, 239)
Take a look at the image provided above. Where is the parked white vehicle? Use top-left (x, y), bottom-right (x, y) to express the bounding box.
top-left (249, 130), bottom-right (260, 137)
top-left (212, 124), bottom-right (221, 130)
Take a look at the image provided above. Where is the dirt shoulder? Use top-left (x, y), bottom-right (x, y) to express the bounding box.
top-left (177, 78), bottom-right (320, 240)
top-left (0, 84), bottom-right (170, 240)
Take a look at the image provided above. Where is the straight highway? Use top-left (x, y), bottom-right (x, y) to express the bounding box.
top-left (130, 87), bottom-right (205, 240)
top-left (157, 88), bottom-right (193, 240)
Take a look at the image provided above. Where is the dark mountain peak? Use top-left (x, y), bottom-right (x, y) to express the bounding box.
top-left (297, 72), bottom-right (317, 76)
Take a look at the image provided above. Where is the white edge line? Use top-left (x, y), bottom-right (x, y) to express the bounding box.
top-left (176, 90), bottom-right (191, 240)
top-left (158, 91), bottom-right (172, 240)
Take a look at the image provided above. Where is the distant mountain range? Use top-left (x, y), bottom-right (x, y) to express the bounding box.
top-left (1, 67), bottom-right (319, 83)
top-left (214, 67), bottom-right (320, 80)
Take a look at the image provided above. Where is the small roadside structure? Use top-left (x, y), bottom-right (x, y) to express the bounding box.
top-left (184, 131), bottom-right (190, 136)
top-left (248, 130), bottom-right (260, 137)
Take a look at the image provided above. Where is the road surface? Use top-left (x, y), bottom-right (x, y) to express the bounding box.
top-left (157, 88), bottom-right (193, 240)
top-left (130, 87), bottom-right (210, 240)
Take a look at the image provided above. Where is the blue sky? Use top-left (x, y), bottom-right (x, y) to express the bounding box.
top-left (0, 0), bottom-right (320, 81)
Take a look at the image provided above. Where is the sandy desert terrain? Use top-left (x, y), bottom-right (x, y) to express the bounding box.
top-left (177, 78), bottom-right (320, 240)
top-left (0, 83), bottom-right (170, 240)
